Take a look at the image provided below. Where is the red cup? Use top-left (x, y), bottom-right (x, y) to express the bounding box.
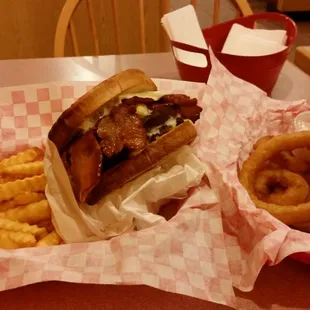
top-left (170, 13), bottom-right (297, 95)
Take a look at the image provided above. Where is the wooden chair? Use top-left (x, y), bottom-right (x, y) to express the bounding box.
top-left (54, 0), bottom-right (253, 57)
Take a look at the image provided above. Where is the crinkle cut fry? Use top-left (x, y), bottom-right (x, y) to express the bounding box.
top-left (0, 199), bottom-right (51, 224)
top-left (0, 174), bottom-right (46, 202)
top-left (0, 218), bottom-right (47, 238)
top-left (0, 192), bottom-right (46, 212)
top-left (36, 230), bottom-right (62, 247)
top-left (36, 220), bottom-right (55, 233)
top-left (239, 131), bottom-right (310, 225)
top-left (0, 229), bottom-right (36, 249)
top-left (0, 161), bottom-right (44, 177)
top-left (0, 147), bottom-right (44, 169)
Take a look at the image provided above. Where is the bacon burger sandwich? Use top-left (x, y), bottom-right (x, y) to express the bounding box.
top-left (48, 69), bottom-right (202, 205)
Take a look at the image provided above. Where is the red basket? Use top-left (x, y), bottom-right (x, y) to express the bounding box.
top-left (290, 252), bottom-right (310, 264)
top-left (170, 13), bottom-right (297, 95)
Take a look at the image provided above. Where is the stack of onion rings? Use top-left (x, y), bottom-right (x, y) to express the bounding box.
top-left (239, 131), bottom-right (310, 225)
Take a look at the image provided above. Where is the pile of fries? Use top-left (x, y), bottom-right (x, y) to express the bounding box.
top-left (0, 147), bottom-right (63, 249)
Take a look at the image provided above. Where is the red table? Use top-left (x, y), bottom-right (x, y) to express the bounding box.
top-left (1, 53), bottom-right (310, 310)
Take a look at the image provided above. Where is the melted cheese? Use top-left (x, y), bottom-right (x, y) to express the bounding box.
top-left (146, 117), bottom-right (178, 139)
top-left (79, 105), bottom-right (113, 132)
top-left (165, 117), bottom-right (177, 128)
top-left (147, 126), bottom-right (161, 137)
top-left (136, 104), bottom-right (151, 118)
top-left (118, 91), bottom-right (166, 101)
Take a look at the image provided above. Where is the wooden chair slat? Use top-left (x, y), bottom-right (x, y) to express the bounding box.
top-left (54, 0), bottom-right (253, 57)
top-left (160, 0), bottom-right (170, 52)
top-left (111, 0), bottom-right (121, 54)
top-left (213, 0), bottom-right (221, 25)
top-left (86, 0), bottom-right (100, 55)
top-left (138, 0), bottom-right (146, 53)
top-left (69, 19), bottom-right (80, 56)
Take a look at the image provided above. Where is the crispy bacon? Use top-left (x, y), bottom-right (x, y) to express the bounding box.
top-left (159, 94), bottom-right (198, 106)
top-left (149, 102), bottom-right (176, 110)
top-left (121, 96), bottom-right (155, 105)
top-left (97, 116), bottom-right (124, 158)
top-left (111, 105), bottom-right (147, 151)
top-left (179, 105), bottom-right (202, 122)
top-left (68, 130), bottom-right (102, 203)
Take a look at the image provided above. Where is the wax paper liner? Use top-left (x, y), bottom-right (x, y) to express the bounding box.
top-left (0, 78), bottom-right (235, 307)
top-left (1, 51), bottom-right (308, 307)
top-left (192, 50), bottom-right (310, 292)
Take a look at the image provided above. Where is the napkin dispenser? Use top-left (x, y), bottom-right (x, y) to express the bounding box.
top-left (162, 7), bottom-right (297, 95)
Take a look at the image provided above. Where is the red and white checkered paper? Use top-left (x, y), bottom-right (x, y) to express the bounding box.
top-left (192, 51), bottom-right (310, 292)
top-left (0, 79), bottom-right (234, 307)
top-left (0, 51), bottom-right (309, 308)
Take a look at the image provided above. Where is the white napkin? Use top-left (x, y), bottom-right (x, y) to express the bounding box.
top-left (45, 143), bottom-right (207, 243)
top-left (222, 23), bottom-right (287, 56)
top-left (161, 5), bottom-right (208, 68)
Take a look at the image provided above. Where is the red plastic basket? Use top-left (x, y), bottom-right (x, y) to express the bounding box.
top-left (290, 252), bottom-right (310, 264)
top-left (170, 12), bottom-right (297, 95)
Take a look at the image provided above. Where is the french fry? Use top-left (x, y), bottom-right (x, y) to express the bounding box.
top-left (0, 161), bottom-right (44, 178)
top-left (0, 218), bottom-right (47, 238)
top-left (0, 147), bottom-right (44, 169)
top-left (0, 200), bottom-right (18, 212)
top-left (0, 199), bottom-right (51, 224)
top-left (0, 176), bottom-right (18, 184)
top-left (36, 230), bottom-right (62, 247)
top-left (0, 229), bottom-right (36, 249)
top-left (0, 147), bottom-right (51, 249)
top-left (0, 174), bottom-right (46, 202)
top-left (36, 219), bottom-right (55, 233)
top-left (0, 234), bottom-right (19, 249)
top-left (13, 192), bottom-right (46, 206)
top-left (0, 192), bottom-right (46, 212)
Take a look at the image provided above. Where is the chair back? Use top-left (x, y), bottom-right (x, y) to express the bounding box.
top-left (54, 0), bottom-right (253, 57)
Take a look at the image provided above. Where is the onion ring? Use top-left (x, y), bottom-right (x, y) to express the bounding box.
top-left (252, 135), bottom-right (310, 173)
top-left (239, 131), bottom-right (310, 225)
top-left (252, 135), bottom-right (273, 151)
top-left (273, 151), bottom-right (310, 173)
top-left (254, 169), bottom-right (309, 206)
top-left (252, 136), bottom-right (280, 169)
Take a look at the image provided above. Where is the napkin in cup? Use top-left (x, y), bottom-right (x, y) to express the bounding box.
top-left (161, 5), bottom-right (208, 68)
top-left (222, 23), bottom-right (287, 56)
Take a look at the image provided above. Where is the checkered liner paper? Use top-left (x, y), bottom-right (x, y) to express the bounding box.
top-left (1, 52), bottom-right (310, 309)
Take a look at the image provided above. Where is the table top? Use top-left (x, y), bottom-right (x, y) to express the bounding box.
top-left (1, 52), bottom-right (310, 310)
top-left (1, 52), bottom-right (310, 101)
